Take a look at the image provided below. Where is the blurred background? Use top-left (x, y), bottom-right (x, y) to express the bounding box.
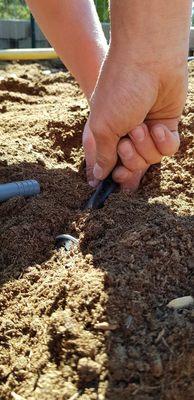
top-left (0, 0), bottom-right (109, 49)
top-left (0, 0), bottom-right (193, 51)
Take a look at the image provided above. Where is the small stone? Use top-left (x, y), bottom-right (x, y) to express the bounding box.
top-left (36, 156), bottom-right (46, 166)
top-left (167, 296), bottom-right (194, 310)
top-left (26, 144), bottom-right (33, 153)
top-left (11, 392), bottom-right (26, 400)
top-left (42, 69), bottom-right (51, 75)
top-left (94, 322), bottom-right (118, 331)
top-left (9, 73), bottom-right (17, 79)
top-left (77, 357), bottom-right (101, 383)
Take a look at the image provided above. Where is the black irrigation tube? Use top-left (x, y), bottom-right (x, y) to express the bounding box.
top-left (84, 173), bottom-right (119, 210)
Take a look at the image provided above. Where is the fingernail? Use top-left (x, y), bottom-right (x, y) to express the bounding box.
top-left (131, 126), bottom-right (145, 142)
top-left (152, 126), bottom-right (165, 142)
top-left (89, 179), bottom-right (99, 188)
top-left (93, 163), bottom-right (103, 180)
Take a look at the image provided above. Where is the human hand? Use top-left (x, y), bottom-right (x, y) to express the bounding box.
top-left (83, 49), bottom-right (185, 190)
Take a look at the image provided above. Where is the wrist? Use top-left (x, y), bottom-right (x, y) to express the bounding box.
top-left (80, 42), bottom-right (108, 102)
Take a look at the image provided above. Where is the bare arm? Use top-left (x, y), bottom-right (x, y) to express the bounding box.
top-left (89, 0), bottom-right (192, 181)
top-left (110, 0), bottom-right (192, 64)
top-left (26, 0), bottom-right (108, 100)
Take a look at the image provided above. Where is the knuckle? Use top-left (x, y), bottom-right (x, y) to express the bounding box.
top-left (89, 116), bottom-right (107, 139)
top-left (89, 113), bottom-right (117, 144)
top-left (97, 152), bottom-right (117, 167)
top-left (82, 133), bottom-right (93, 148)
top-left (118, 140), bottom-right (130, 159)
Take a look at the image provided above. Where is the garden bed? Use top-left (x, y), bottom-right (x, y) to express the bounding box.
top-left (0, 61), bottom-right (193, 400)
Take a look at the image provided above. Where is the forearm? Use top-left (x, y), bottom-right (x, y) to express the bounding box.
top-left (26, 0), bottom-right (108, 99)
top-left (110, 0), bottom-right (192, 65)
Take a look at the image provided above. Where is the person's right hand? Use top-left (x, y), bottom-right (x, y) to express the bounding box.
top-left (83, 49), bottom-right (186, 190)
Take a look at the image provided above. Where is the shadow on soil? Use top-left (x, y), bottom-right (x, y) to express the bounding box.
top-left (0, 160), bottom-right (89, 285)
top-left (79, 169), bottom-right (194, 399)
top-left (0, 160), bottom-right (194, 400)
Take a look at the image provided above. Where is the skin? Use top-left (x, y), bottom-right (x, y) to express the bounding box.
top-left (88, 0), bottom-right (192, 189)
top-left (26, 0), bottom-right (108, 99)
top-left (26, 0), bottom-right (192, 191)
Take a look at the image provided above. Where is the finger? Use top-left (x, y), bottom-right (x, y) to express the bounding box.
top-left (150, 124), bottom-right (180, 156)
top-left (146, 117), bottom-right (179, 133)
top-left (89, 114), bottom-right (119, 181)
top-left (112, 165), bottom-right (147, 192)
top-left (118, 137), bottom-right (148, 171)
top-left (82, 120), bottom-right (99, 187)
top-left (130, 123), bottom-right (162, 164)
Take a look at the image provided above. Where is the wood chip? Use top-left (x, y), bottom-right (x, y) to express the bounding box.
top-left (94, 322), bottom-right (118, 331)
top-left (155, 328), bottom-right (165, 344)
top-left (167, 295), bottom-right (194, 310)
top-left (11, 392), bottom-right (26, 400)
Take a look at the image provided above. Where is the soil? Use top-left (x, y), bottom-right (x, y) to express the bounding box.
top-left (0, 61), bottom-right (193, 400)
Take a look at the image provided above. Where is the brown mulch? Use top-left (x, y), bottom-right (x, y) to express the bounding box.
top-left (0, 61), bottom-right (193, 400)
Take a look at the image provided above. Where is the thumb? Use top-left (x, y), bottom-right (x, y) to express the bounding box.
top-left (82, 119), bottom-right (99, 187)
top-left (89, 114), bottom-right (119, 180)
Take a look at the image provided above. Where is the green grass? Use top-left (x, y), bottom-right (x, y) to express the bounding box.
top-left (0, 0), bottom-right (110, 21)
top-left (0, 0), bottom-right (30, 19)
top-left (95, 0), bottom-right (109, 22)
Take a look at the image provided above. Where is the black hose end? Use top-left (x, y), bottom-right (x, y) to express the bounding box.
top-left (55, 234), bottom-right (78, 251)
top-left (84, 173), bottom-right (119, 210)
